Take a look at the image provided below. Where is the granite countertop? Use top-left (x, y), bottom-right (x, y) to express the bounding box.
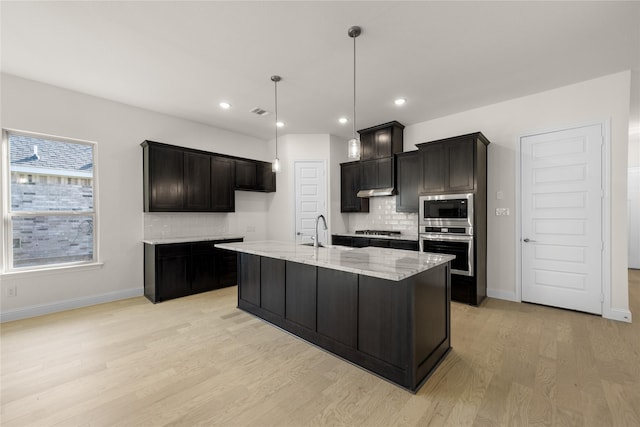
top-left (143, 234), bottom-right (245, 245)
top-left (332, 232), bottom-right (419, 241)
top-left (215, 240), bottom-right (454, 282)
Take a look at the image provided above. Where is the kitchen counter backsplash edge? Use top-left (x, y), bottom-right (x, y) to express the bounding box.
top-left (332, 233), bottom-right (418, 242)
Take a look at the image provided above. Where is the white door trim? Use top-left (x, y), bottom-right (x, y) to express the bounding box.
top-left (515, 119), bottom-right (613, 319)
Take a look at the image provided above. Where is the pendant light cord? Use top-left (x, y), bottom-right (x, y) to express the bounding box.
top-left (274, 79), bottom-right (278, 158)
top-left (352, 33), bottom-right (357, 141)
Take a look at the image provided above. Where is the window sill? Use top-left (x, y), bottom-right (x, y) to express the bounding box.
top-left (1, 262), bottom-right (104, 279)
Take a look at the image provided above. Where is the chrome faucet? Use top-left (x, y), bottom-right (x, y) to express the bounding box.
top-left (313, 214), bottom-right (328, 248)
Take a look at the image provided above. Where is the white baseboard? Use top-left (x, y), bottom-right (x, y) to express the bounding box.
top-left (603, 307), bottom-right (633, 323)
top-left (0, 287), bottom-right (143, 323)
top-left (487, 288), bottom-right (519, 302)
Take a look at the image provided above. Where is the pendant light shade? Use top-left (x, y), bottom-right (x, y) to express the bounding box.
top-left (347, 25), bottom-right (361, 160)
top-left (271, 75), bottom-right (282, 173)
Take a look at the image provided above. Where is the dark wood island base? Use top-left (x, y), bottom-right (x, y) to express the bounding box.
top-left (236, 253), bottom-right (451, 392)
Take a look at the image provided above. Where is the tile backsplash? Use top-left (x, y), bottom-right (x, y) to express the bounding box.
top-left (348, 196), bottom-right (418, 238)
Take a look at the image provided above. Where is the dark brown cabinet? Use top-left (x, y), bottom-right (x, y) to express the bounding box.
top-left (144, 238), bottom-right (243, 303)
top-left (235, 159), bottom-right (276, 192)
top-left (143, 140), bottom-right (274, 213)
top-left (418, 134), bottom-right (485, 194)
top-left (143, 141), bottom-right (235, 212)
top-left (358, 122), bottom-right (404, 191)
top-left (317, 268), bottom-right (357, 348)
top-left (260, 257), bottom-right (286, 317)
top-left (184, 151), bottom-right (212, 211)
top-left (145, 143), bottom-right (184, 211)
top-left (417, 132), bottom-right (489, 306)
top-left (340, 161), bottom-right (369, 212)
top-left (395, 151), bottom-right (420, 212)
top-left (211, 156), bottom-right (235, 212)
top-left (360, 121), bottom-right (404, 161)
top-left (285, 262), bottom-right (317, 331)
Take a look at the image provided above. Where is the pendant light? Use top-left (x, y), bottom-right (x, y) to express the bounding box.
top-left (347, 26), bottom-right (361, 160)
top-left (271, 75), bottom-right (282, 173)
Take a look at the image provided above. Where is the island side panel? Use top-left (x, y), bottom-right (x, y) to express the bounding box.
top-left (239, 253), bottom-right (260, 306)
top-left (412, 263), bottom-right (451, 389)
top-left (285, 261), bottom-right (317, 331)
top-left (261, 257), bottom-right (286, 317)
top-left (317, 268), bottom-right (358, 348)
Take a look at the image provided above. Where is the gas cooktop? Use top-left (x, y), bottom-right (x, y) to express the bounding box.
top-left (354, 230), bottom-right (402, 236)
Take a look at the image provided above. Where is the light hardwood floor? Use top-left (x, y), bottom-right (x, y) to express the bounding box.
top-left (2, 270), bottom-right (639, 426)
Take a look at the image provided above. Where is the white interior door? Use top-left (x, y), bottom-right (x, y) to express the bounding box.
top-left (294, 161), bottom-right (327, 244)
top-left (521, 124), bottom-right (603, 314)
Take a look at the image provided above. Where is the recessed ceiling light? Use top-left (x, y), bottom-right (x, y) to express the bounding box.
top-left (339, 117), bottom-right (349, 124)
top-left (219, 101), bottom-right (231, 109)
top-left (276, 121), bottom-right (284, 128)
top-left (394, 98), bottom-right (406, 106)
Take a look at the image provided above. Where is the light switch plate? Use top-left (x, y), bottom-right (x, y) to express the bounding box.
top-left (496, 191), bottom-right (504, 200)
top-left (496, 208), bottom-right (509, 216)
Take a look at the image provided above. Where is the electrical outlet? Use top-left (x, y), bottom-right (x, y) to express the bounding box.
top-left (7, 286), bottom-right (18, 298)
top-left (496, 208), bottom-right (510, 216)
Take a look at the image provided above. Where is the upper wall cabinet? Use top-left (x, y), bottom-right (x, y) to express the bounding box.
top-left (416, 133), bottom-right (490, 194)
top-left (143, 140), bottom-right (246, 212)
top-left (340, 161), bottom-right (369, 213)
top-left (395, 150), bottom-right (420, 212)
top-left (235, 159), bottom-right (276, 192)
top-left (360, 121), bottom-right (404, 161)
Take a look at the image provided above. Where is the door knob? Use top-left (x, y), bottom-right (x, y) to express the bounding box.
top-left (523, 238), bottom-right (537, 243)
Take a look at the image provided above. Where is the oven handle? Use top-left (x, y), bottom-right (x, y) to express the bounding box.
top-left (420, 234), bottom-right (474, 242)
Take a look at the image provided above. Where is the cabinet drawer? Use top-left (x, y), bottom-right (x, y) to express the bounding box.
top-left (156, 244), bottom-right (190, 258)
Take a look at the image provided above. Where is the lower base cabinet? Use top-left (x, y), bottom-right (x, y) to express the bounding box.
top-left (144, 238), bottom-right (242, 303)
top-left (237, 253), bottom-right (451, 392)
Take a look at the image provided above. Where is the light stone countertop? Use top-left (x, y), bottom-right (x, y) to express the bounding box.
top-left (215, 240), bottom-right (454, 282)
top-left (142, 235), bottom-right (244, 245)
top-left (332, 232), bottom-right (419, 241)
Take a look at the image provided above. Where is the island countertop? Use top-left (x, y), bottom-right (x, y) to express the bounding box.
top-left (215, 240), bottom-right (454, 282)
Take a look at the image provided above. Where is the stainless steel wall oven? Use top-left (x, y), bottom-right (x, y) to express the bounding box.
top-left (419, 193), bottom-right (475, 277)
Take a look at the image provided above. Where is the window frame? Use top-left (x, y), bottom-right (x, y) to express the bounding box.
top-left (1, 129), bottom-right (100, 273)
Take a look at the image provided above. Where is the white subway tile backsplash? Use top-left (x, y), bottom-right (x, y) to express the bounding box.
top-left (347, 196), bottom-right (418, 237)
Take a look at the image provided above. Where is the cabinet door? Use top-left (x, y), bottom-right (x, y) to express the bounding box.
top-left (239, 253), bottom-right (261, 306)
top-left (396, 151), bottom-right (419, 213)
top-left (360, 132), bottom-right (375, 161)
top-left (369, 238), bottom-right (390, 248)
top-left (184, 152), bottom-right (212, 211)
top-left (257, 161), bottom-right (276, 192)
top-left (340, 162), bottom-right (368, 212)
top-left (191, 242), bottom-right (216, 292)
top-left (351, 237), bottom-right (370, 247)
top-left (358, 275), bottom-right (408, 368)
top-left (376, 157), bottom-right (394, 188)
top-left (285, 261), bottom-right (316, 331)
top-left (261, 257), bottom-right (285, 316)
top-left (149, 145), bottom-right (184, 211)
top-left (211, 156), bottom-right (235, 212)
top-left (420, 143), bottom-right (446, 193)
top-left (156, 244), bottom-right (190, 301)
top-left (374, 128), bottom-right (392, 159)
top-left (447, 139), bottom-right (475, 191)
top-left (390, 240), bottom-right (419, 251)
top-left (235, 159), bottom-right (257, 189)
top-left (331, 235), bottom-right (353, 246)
top-left (317, 268), bottom-right (357, 347)
top-left (360, 159), bottom-right (378, 190)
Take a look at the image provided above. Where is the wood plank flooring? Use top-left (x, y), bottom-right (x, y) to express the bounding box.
top-left (2, 270), bottom-right (639, 426)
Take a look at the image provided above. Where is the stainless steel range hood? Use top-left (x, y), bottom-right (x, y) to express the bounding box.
top-left (357, 187), bottom-right (396, 198)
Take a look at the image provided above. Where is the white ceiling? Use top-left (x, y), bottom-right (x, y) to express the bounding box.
top-left (2, 1), bottom-right (639, 141)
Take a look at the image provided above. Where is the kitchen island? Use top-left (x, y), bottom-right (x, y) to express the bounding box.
top-left (214, 240), bottom-right (454, 392)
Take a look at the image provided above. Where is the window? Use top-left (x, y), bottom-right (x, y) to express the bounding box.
top-left (2, 130), bottom-right (97, 271)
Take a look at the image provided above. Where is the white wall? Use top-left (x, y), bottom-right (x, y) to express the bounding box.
top-left (404, 71), bottom-right (631, 321)
top-left (265, 134), bottom-right (331, 241)
top-left (0, 74), bottom-right (270, 321)
top-left (329, 134), bottom-right (350, 235)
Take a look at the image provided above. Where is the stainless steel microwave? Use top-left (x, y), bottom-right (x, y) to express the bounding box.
top-left (419, 193), bottom-right (474, 227)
